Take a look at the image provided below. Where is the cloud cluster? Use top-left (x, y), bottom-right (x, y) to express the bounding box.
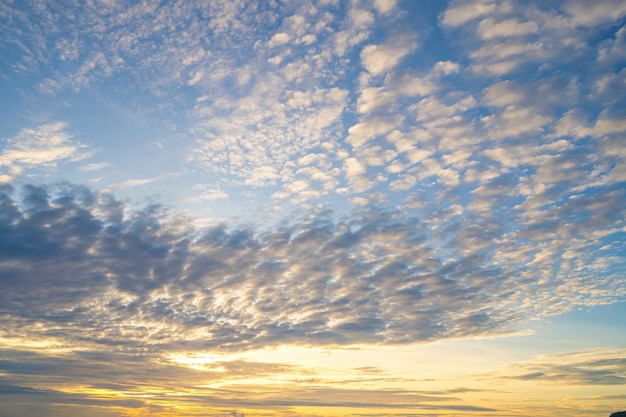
top-left (0, 181), bottom-right (623, 355)
top-left (3, 0), bottom-right (625, 218)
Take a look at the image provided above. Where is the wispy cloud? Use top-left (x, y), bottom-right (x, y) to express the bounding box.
top-left (79, 162), bottom-right (112, 172)
top-left (0, 122), bottom-right (91, 182)
top-left (492, 348), bottom-right (626, 386)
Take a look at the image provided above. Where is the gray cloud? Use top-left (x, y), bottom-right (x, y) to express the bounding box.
top-left (492, 349), bottom-right (626, 386)
top-left (0, 342), bottom-right (497, 415)
top-left (0, 383), bottom-right (144, 408)
top-left (0, 181), bottom-right (623, 356)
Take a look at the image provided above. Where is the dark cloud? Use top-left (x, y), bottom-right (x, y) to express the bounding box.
top-left (0, 180), bottom-right (622, 415)
top-left (0, 383), bottom-right (144, 408)
top-left (0, 181), bottom-right (624, 354)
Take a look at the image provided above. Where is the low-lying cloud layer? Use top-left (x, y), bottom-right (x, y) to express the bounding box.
top-left (1, 182), bottom-right (623, 353)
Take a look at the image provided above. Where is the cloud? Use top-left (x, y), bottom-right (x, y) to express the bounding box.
top-left (191, 184), bottom-right (229, 200)
top-left (562, 0), bottom-right (626, 27)
top-left (482, 80), bottom-right (526, 107)
top-left (440, 0), bottom-right (497, 26)
top-left (0, 383), bottom-right (145, 408)
top-left (598, 27), bottom-right (626, 62)
top-left (268, 32), bottom-right (291, 47)
top-left (481, 105), bottom-right (552, 139)
top-left (494, 349), bottom-right (626, 386)
top-left (0, 123), bottom-right (91, 182)
top-left (360, 36), bottom-right (417, 76)
top-left (373, 0), bottom-right (397, 14)
top-left (79, 162), bottom-right (112, 172)
top-left (112, 177), bottom-right (159, 188)
top-left (476, 18), bottom-right (538, 39)
top-left (0, 181), bottom-right (624, 357)
top-left (1, 1), bottom-right (625, 414)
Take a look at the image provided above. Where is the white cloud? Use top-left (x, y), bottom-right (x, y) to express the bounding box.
top-left (298, 33), bottom-right (317, 45)
top-left (482, 105), bottom-right (552, 139)
top-left (414, 95), bottom-right (477, 123)
top-left (192, 184), bottom-right (229, 200)
top-left (346, 117), bottom-right (398, 149)
top-left (432, 60), bottom-right (460, 76)
top-left (389, 174), bottom-right (416, 191)
top-left (331, 5), bottom-right (375, 57)
top-left (593, 116), bottom-right (626, 135)
top-left (182, 48), bottom-right (207, 66)
top-left (476, 18), bottom-right (538, 39)
top-left (384, 72), bottom-right (435, 97)
top-left (243, 166), bottom-right (280, 187)
top-left (373, 0), bottom-right (397, 14)
top-left (268, 32), bottom-right (290, 47)
top-left (594, 69), bottom-right (626, 101)
top-left (0, 122), bottom-right (90, 182)
top-left (557, 111), bottom-right (626, 138)
top-left (562, 0), bottom-right (626, 26)
top-left (285, 179), bottom-right (310, 193)
top-left (113, 178), bottom-right (158, 188)
top-left (470, 41), bottom-right (545, 63)
top-left (79, 162), bottom-right (112, 172)
top-left (598, 27), bottom-right (626, 62)
top-left (343, 157), bottom-right (374, 192)
top-left (482, 81), bottom-right (525, 107)
top-left (470, 59), bottom-right (522, 76)
top-left (356, 86), bottom-right (395, 114)
top-left (283, 15), bottom-right (308, 37)
top-left (440, 0), bottom-right (497, 26)
top-left (349, 6), bottom-right (375, 28)
top-left (360, 36), bottom-right (417, 76)
top-left (188, 71), bottom-right (204, 85)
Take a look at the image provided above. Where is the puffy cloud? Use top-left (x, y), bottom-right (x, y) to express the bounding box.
top-left (593, 116), bottom-right (626, 136)
top-left (346, 117), bottom-right (398, 149)
top-left (562, 0), bottom-right (626, 27)
top-left (373, 0), bottom-right (397, 14)
top-left (477, 18), bottom-right (538, 39)
top-left (481, 105), bottom-right (552, 139)
top-left (360, 36), bottom-right (417, 76)
top-left (598, 27), bottom-right (626, 62)
top-left (267, 32), bottom-right (291, 47)
top-left (440, 0), bottom-right (497, 26)
top-left (482, 80), bottom-right (526, 107)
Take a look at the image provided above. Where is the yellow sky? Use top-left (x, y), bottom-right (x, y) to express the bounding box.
top-left (52, 339), bottom-right (623, 417)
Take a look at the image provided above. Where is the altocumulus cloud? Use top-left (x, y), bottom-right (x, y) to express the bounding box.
top-left (0, 181), bottom-right (624, 354)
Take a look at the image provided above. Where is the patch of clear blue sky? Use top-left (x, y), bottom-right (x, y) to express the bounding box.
top-left (487, 301), bottom-right (626, 359)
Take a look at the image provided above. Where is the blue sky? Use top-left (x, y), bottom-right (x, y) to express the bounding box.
top-left (0, 1), bottom-right (625, 416)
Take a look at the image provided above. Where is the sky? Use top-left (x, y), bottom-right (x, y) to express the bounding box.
top-left (0, 0), bottom-right (625, 416)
